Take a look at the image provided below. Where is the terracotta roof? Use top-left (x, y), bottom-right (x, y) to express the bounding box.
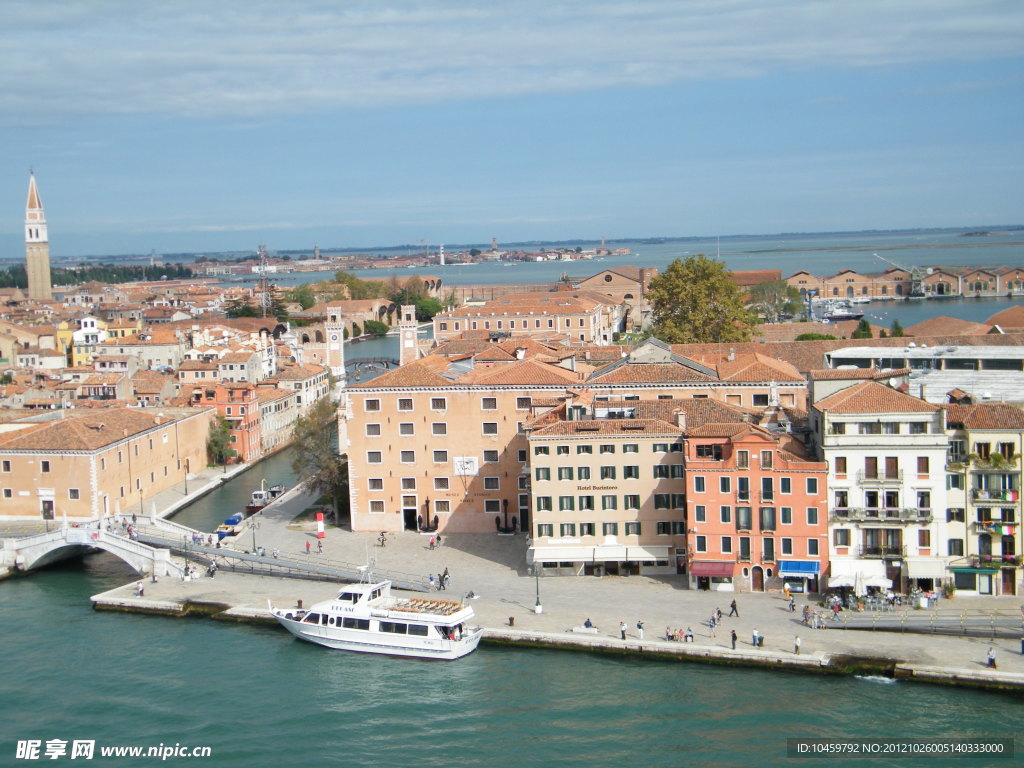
top-left (352, 359), bottom-right (454, 388)
top-left (532, 418), bottom-right (682, 437)
top-left (944, 403), bottom-right (1024, 430)
top-left (987, 305), bottom-right (1024, 330)
top-left (465, 360), bottom-right (586, 387)
top-left (0, 408), bottom-right (205, 452)
top-left (588, 362), bottom-right (715, 384)
top-left (812, 380), bottom-right (938, 415)
top-left (809, 368), bottom-right (911, 381)
top-left (905, 316), bottom-right (993, 337)
top-left (275, 363), bottom-right (326, 380)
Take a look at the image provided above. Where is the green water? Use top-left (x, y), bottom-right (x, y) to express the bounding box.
top-left (1, 556), bottom-right (1020, 767)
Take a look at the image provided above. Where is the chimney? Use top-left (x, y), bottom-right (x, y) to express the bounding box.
top-left (728, 348), bottom-right (735, 362)
top-left (675, 410), bottom-right (686, 430)
top-left (515, 347), bottom-right (526, 360)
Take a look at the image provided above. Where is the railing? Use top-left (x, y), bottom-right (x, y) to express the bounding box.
top-left (858, 545), bottom-right (906, 558)
top-left (965, 554), bottom-right (1022, 568)
top-left (832, 507), bottom-right (927, 522)
top-left (856, 470), bottom-right (903, 484)
top-left (833, 607), bottom-right (1024, 639)
top-left (972, 489), bottom-right (1019, 502)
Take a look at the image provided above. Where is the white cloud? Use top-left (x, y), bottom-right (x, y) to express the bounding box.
top-left (1, 0), bottom-right (1020, 123)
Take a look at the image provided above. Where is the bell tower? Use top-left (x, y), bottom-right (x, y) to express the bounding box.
top-left (398, 304), bottom-right (419, 367)
top-left (25, 173), bottom-right (53, 302)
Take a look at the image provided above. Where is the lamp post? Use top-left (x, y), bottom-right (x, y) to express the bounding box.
top-left (183, 458), bottom-right (189, 496)
top-left (251, 512), bottom-right (261, 554)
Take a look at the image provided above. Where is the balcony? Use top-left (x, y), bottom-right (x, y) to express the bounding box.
top-left (856, 470), bottom-right (903, 485)
top-left (965, 554), bottom-right (1022, 568)
top-left (831, 507), bottom-right (930, 523)
top-left (858, 545), bottom-right (906, 558)
top-left (972, 489), bottom-right (1020, 503)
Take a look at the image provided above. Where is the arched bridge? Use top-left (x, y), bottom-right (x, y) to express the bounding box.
top-left (2, 525), bottom-right (181, 579)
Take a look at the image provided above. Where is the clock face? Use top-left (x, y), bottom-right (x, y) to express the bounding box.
top-left (331, 335), bottom-right (338, 341)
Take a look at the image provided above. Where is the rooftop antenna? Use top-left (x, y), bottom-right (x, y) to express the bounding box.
top-left (257, 244), bottom-right (270, 318)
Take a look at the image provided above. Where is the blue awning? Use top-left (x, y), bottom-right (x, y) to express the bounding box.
top-left (778, 560), bottom-right (820, 576)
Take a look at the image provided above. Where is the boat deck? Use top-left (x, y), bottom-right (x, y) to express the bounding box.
top-left (390, 597), bottom-right (465, 616)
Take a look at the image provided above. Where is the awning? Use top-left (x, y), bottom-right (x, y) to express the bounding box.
top-left (829, 559), bottom-right (886, 579)
top-left (828, 576), bottom-right (856, 588)
top-left (864, 577), bottom-right (892, 589)
top-left (950, 567), bottom-right (1000, 575)
top-left (905, 559), bottom-right (946, 579)
top-left (592, 545), bottom-right (628, 561)
top-left (530, 545), bottom-right (671, 563)
top-left (531, 546), bottom-right (587, 562)
top-left (689, 561), bottom-right (735, 577)
top-left (777, 560), bottom-right (820, 577)
top-left (623, 546), bottom-right (671, 562)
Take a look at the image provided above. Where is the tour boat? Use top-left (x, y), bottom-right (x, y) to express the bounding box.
top-left (823, 309), bottom-right (865, 322)
top-left (245, 483), bottom-right (286, 514)
top-left (271, 581), bottom-right (483, 660)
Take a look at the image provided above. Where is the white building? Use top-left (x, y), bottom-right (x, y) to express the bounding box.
top-left (810, 381), bottom-right (950, 593)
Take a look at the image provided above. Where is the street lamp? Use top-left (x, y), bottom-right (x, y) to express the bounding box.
top-left (250, 512), bottom-right (261, 554)
top-left (532, 563), bottom-right (543, 614)
top-left (183, 458), bottom-right (190, 496)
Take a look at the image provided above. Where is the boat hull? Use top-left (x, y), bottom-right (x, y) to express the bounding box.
top-left (273, 613), bottom-right (482, 660)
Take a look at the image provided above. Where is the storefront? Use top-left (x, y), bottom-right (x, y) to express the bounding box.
top-left (529, 545), bottom-right (673, 577)
top-left (688, 560), bottom-right (735, 592)
top-left (904, 558), bottom-right (946, 592)
top-left (777, 559), bottom-right (821, 593)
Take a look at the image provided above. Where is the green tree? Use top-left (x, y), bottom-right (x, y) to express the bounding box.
top-left (794, 333), bottom-right (837, 341)
top-left (206, 416), bottom-right (236, 466)
top-left (748, 280), bottom-right (802, 323)
top-left (351, 322), bottom-right (362, 337)
top-left (469, 248), bottom-right (481, 257)
top-left (288, 283), bottom-right (317, 310)
top-left (647, 255), bottom-right (757, 344)
top-left (364, 319), bottom-right (389, 336)
top-left (890, 320), bottom-right (905, 338)
top-left (851, 318), bottom-right (873, 339)
top-left (291, 397), bottom-right (348, 523)
top-left (225, 297), bottom-right (259, 318)
top-left (334, 269), bottom-right (387, 300)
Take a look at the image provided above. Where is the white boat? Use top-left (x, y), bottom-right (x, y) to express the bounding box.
top-left (271, 581), bottom-right (483, 660)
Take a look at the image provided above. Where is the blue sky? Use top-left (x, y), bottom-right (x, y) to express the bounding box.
top-left (1, 0), bottom-right (1022, 258)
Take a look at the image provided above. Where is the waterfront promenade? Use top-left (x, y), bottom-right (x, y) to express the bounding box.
top-left (83, 475), bottom-right (1024, 690)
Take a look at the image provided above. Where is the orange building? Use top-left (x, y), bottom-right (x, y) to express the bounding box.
top-left (190, 383), bottom-right (262, 462)
top-left (685, 422), bottom-right (828, 593)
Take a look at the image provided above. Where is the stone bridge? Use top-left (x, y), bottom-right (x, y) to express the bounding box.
top-left (1, 525), bottom-right (181, 579)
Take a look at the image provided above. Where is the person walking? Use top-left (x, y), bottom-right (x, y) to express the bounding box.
top-left (305, 540), bottom-right (311, 555)
top-left (729, 599), bottom-right (739, 617)
top-left (429, 535), bottom-right (436, 550)
top-left (708, 613), bottom-right (717, 638)
top-left (620, 621), bottom-right (627, 640)
top-left (442, 567), bottom-right (450, 588)
top-left (752, 628), bottom-right (760, 647)
top-left (986, 647), bottom-right (997, 669)
top-left (636, 620), bottom-right (644, 640)
top-left (378, 532), bottom-right (387, 548)
top-left (317, 539), bottom-right (323, 554)
top-left (794, 635), bottom-right (802, 655)
top-left (436, 533), bottom-right (443, 548)
top-left (789, 596), bottom-right (796, 613)
top-left (730, 629), bottom-right (737, 650)
top-left (437, 573), bottom-right (446, 590)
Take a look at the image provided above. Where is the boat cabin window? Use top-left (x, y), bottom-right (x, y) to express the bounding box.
top-left (370, 588), bottom-right (383, 601)
top-left (380, 621), bottom-right (408, 634)
top-left (337, 592), bottom-right (359, 603)
top-left (303, 612), bottom-right (323, 624)
top-left (342, 618), bottom-right (370, 630)
top-left (407, 624), bottom-right (429, 637)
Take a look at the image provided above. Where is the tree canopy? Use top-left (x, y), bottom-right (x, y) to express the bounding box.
top-left (206, 416), bottom-right (236, 466)
top-left (851, 318), bottom-right (874, 339)
top-left (794, 333), bottom-right (837, 341)
top-left (749, 280), bottom-right (803, 323)
top-left (291, 397), bottom-right (348, 523)
top-left (647, 255), bottom-right (757, 344)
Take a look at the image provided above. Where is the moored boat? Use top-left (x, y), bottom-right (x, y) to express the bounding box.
top-left (215, 512), bottom-right (245, 539)
top-left (245, 483), bottom-right (286, 514)
top-left (271, 581), bottom-right (483, 660)
top-left (824, 309), bottom-right (864, 321)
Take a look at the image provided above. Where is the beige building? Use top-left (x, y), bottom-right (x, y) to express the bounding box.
top-left (432, 291), bottom-right (625, 345)
top-left (0, 407), bottom-right (213, 521)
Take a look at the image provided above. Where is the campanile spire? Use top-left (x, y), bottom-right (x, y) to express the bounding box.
top-left (25, 172), bottom-right (53, 301)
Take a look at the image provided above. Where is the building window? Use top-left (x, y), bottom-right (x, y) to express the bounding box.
top-left (431, 422), bottom-right (447, 436)
top-left (653, 443), bottom-right (669, 453)
top-left (602, 495), bottom-right (617, 510)
top-left (400, 478), bottom-right (416, 491)
top-left (600, 444), bottom-right (615, 454)
top-left (484, 500), bottom-right (501, 513)
top-left (559, 496), bottom-right (574, 511)
top-left (694, 505), bottom-right (706, 523)
top-left (653, 465), bottom-right (670, 479)
top-left (534, 446), bottom-right (549, 456)
top-left (807, 539), bottom-right (819, 556)
top-left (536, 497), bottom-right (552, 511)
top-left (657, 521), bottom-right (671, 535)
top-left (556, 445), bottom-right (570, 456)
top-left (625, 522), bottom-right (641, 536)
top-left (721, 536), bottom-right (733, 554)
top-left (600, 466), bottom-right (616, 480)
top-left (579, 495), bottom-right (595, 510)
top-left (624, 495), bottom-right (640, 509)
top-left (696, 444), bottom-right (723, 460)
top-left (481, 397), bottom-right (497, 410)
top-left (781, 538), bottom-right (793, 556)
top-left (482, 422), bottom-right (498, 435)
top-left (695, 535), bottom-right (707, 553)
top-left (1, 489), bottom-right (10, 498)
top-left (807, 507), bottom-right (819, 526)
top-left (694, 476), bottom-right (706, 493)
top-left (720, 476), bottom-right (731, 493)
top-left (948, 539), bottom-right (964, 556)
top-left (433, 450), bottom-right (448, 463)
top-left (560, 523), bottom-right (576, 537)
top-left (399, 450), bottom-right (415, 463)
top-left (516, 397), bottom-right (531, 409)
top-left (603, 522), bottom-right (619, 536)
top-left (368, 478), bottom-right (384, 490)
top-left (623, 444), bottom-right (638, 454)
top-left (369, 501), bottom-right (385, 514)
top-left (431, 397), bottom-right (446, 410)
top-left (736, 450), bottom-right (749, 469)
top-left (623, 466), bottom-right (639, 479)
top-left (834, 457), bottom-right (847, 476)
top-left (806, 478), bottom-right (818, 495)
top-left (720, 505), bottom-right (731, 524)
top-left (654, 494), bottom-right (670, 510)
top-left (917, 457), bottom-right (929, 475)
top-left (365, 424), bottom-right (381, 437)
top-left (576, 445), bottom-right (593, 454)
top-left (365, 399), bottom-right (380, 412)
top-left (780, 477), bottom-right (791, 495)
top-left (41, 461), bottom-right (51, 473)
top-left (580, 522), bottom-right (595, 536)
top-left (535, 468), bottom-right (550, 481)
top-left (537, 524), bottom-right (553, 537)
top-left (918, 530), bottom-right (931, 548)
top-left (0, 461), bottom-right (9, 473)
top-left (834, 529), bottom-right (850, 547)
top-left (484, 477), bottom-right (500, 491)
top-left (399, 423), bottom-right (414, 436)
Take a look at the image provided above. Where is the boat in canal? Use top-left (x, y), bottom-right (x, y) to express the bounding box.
top-left (215, 512), bottom-right (245, 539)
top-left (245, 483), bottom-right (286, 514)
top-left (270, 580), bottom-right (483, 660)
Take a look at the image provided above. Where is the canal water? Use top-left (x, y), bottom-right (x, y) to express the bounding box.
top-left (0, 555), bottom-right (1019, 767)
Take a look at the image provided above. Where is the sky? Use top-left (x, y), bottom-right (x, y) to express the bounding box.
top-left (0, 0), bottom-right (1022, 259)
